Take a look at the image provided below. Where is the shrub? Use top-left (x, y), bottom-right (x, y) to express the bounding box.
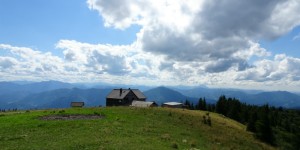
top-left (202, 115), bottom-right (207, 124)
top-left (190, 140), bottom-right (197, 147)
top-left (171, 142), bottom-right (178, 149)
top-left (202, 114), bottom-right (212, 126)
top-left (207, 116), bottom-right (212, 126)
top-left (94, 112), bottom-right (101, 115)
top-left (58, 110), bottom-right (65, 114)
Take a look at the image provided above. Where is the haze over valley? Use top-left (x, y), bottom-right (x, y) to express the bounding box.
top-left (1, 81), bottom-right (300, 110)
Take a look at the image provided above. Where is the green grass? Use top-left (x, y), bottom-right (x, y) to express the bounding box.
top-left (0, 107), bottom-right (275, 150)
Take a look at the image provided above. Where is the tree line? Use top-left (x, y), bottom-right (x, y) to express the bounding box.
top-left (184, 96), bottom-right (300, 150)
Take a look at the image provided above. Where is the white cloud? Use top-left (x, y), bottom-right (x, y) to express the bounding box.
top-left (0, 42), bottom-right (175, 85)
top-left (0, 44), bottom-right (66, 79)
top-left (88, 0), bottom-right (300, 73)
top-left (267, 0), bottom-right (300, 38)
top-left (0, 57), bottom-right (17, 69)
top-left (2, 40), bottom-right (300, 91)
top-left (236, 54), bottom-right (300, 82)
top-left (1, 0), bottom-right (300, 91)
top-left (85, 0), bottom-right (300, 90)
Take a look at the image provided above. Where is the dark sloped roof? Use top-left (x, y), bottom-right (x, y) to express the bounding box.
top-left (106, 89), bottom-right (146, 99)
top-left (131, 89), bottom-right (146, 99)
top-left (106, 89), bottom-right (130, 99)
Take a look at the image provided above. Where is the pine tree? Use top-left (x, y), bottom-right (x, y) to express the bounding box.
top-left (203, 98), bottom-right (207, 110)
top-left (184, 100), bottom-right (191, 109)
top-left (216, 95), bottom-right (226, 115)
top-left (247, 112), bottom-right (257, 132)
top-left (198, 98), bottom-right (203, 110)
top-left (255, 104), bottom-right (274, 145)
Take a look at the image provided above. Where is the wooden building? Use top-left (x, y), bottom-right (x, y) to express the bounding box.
top-left (131, 100), bottom-right (158, 107)
top-left (106, 88), bottom-right (146, 106)
top-left (70, 102), bottom-right (84, 108)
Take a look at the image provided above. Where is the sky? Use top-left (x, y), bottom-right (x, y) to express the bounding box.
top-left (1, 0), bottom-right (300, 91)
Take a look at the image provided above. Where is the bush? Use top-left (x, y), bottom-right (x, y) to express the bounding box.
top-left (202, 114), bottom-right (212, 126)
top-left (202, 115), bottom-right (207, 124)
top-left (171, 142), bottom-right (178, 149)
top-left (207, 116), bottom-right (212, 126)
top-left (94, 112), bottom-right (101, 115)
top-left (58, 110), bottom-right (65, 114)
top-left (190, 140), bottom-right (197, 147)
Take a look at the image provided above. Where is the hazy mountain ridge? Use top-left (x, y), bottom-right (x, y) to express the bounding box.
top-left (4, 88), bottom-right (112, 109)
top-left (144, 86), bottom-right (215, 105)
top-left (144, 86), bottom-right (192, 105)
top-left (176, 87), bottom-right (300, 108)
top-left (0, 81), bottom-right (300, 109)
top-left (0, 81), bottom-right (79, 109)
top-left (0, 80), bottom-right (74, 94)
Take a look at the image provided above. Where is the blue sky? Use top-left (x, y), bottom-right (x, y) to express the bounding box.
top-left (260, 26), bottom-right (300, 58)
top-left (0, 0), bottom-right (139, 53)
top-left (1, 0), bottom-right (300, 91)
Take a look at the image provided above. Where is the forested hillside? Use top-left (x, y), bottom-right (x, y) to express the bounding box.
top-left (184, 96), bottom-right (300, 149)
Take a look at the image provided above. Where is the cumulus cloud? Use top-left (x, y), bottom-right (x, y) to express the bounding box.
top-left (1, 0), bottom-right (300, 90)
top-left (0, 41), bottom-right (175, 84)
top-left (0, 57), bottom-right (17, 69)
top-left (236, 54), bottom-right (300, 82)
top-left (84, 0), bottom-right (300, 90)
top-left (87, 0), bottom-right (300, 74)
top-left (0, 44), bottom-right (65, 78)
top-left (56, 40), bottom-right (132, 75)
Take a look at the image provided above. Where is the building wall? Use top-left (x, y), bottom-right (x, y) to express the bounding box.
top-left (106, 98), bottom-right (123, 106)
top-left (162, 104), bottom-right (183, 108)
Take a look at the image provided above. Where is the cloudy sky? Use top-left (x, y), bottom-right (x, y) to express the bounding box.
top-left (1, 0), bottom-right (300, 91)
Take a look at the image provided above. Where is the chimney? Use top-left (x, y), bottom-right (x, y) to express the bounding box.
top-left (120, 88), bottom-right (122, 96)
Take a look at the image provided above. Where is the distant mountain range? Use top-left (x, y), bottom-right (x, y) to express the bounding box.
top-left (176, 87), bottom-right (300, 108)
top-left (144, 86), bottom-right (215, 105)
top-left (0, 81), bottom-right (300, 109)
top-left (0, 80), bottom-right (74, 95)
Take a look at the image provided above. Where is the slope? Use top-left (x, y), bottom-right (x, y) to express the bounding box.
top-left (0, 107), bottom-right (274, 150)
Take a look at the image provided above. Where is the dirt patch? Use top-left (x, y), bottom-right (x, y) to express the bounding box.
top-left (39, 114), bottom-right (104, 120)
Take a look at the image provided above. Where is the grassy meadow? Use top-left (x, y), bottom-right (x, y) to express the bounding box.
top-left (0, 107), bottom-right (275, 150)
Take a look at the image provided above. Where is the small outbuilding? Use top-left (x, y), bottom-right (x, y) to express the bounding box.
top-left (71, 102), bottom-right (85, 108)
top-left (162, 102), bottom-right (183, 108)
top-left (131, 100), bottom-right (158, 107)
